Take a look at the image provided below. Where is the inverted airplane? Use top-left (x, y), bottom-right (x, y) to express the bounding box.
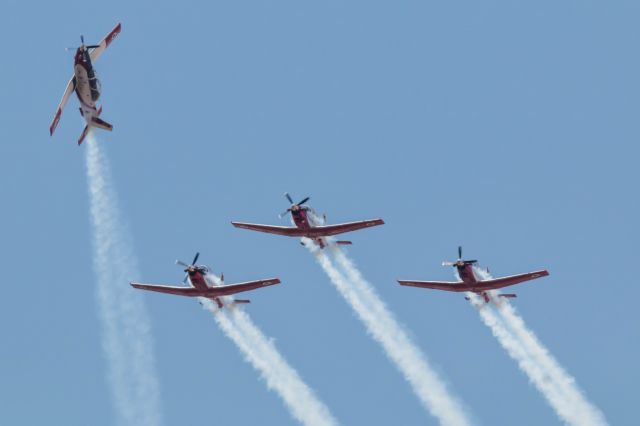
top-left (398, 246), bottom-right (549, 303)
top-left (130, 253), bottom-right (280, 308)
top-left (50, 23), bottom-right (121, 145)
top-left (231, 193), bottom-right (385, 249)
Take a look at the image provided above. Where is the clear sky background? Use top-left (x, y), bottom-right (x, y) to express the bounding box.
top-left (1, 1), bottom-right (638, 425)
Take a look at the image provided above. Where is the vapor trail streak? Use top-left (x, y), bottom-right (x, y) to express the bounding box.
top-left (85, 133), bottom-right (162, 426)
top-left (311, 245), bottom-right (470, 426)
top-left (468, 293), bottom-right (572, 420)
top-left (496, 301), bottom-right (607, 425)
top-left (200, 293), bottom-right (337, 426)
top-left (469, 269), bottom-right (607, 425)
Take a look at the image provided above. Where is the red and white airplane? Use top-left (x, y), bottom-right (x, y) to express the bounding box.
top-left (398, 246), bottom-right (549, 303)
top-left (130, 253), bottom-right (281, 308)
top-left (231, 193), bottom-right (385, 249)
top-left (49, 23), bottom-right (121, 145)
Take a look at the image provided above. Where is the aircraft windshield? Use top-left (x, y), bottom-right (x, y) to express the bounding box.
top-left (90, 78), bottom-right (101, 101)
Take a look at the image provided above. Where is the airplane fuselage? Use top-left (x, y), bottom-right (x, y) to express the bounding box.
top-left (457, 264), bottom-right (477, 284)
top-left (456, 264), bottom-right (494, 302)
top-left (188, 268), bottom-right (225, 308)
top-left (187, 269), bottom-right (209, 291)
top-left (291, 207), bottom-right (328, 248)
top-left (291, 207), bottom-right (311, 229)
top-left (74, 47), bottom-right (101, 124)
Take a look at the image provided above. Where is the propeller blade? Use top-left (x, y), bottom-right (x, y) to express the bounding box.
top-left (284, 192), bottom-right (293, 204)
top-left (86, 45), bottom-right (100, 49)
top-left (442, 261), bottom-right (456, 267)
top-left (81, 35), bottom-right (84, 44)
top-left (182, 272), bottom-right (189, 284)
top-left (176, 260), bottom-right (190, 268)
top-left (458, 246), bottom-right (462, 259)
top-left (297, 197), bottom-right (310, 206)
top-left (191, 252), bottom-right (200, 266)
top-left (278, 209), bottom-right (291, 219)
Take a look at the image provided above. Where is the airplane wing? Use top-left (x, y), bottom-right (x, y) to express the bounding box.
top-left (308, 219), bottom-right (385, 237)
top-left (130, 282), bottom-right (201, 296)
top-left (231, 222), bottom-right (305, 236)
top-left (49, 76), bottom-right (76, 136)
top-left (398, 270), bottom-right (549, 292)
top-left (471, 270), bottom-right (549, 290)
top-left (231, 219), bottom-right (384, 238)
top-left (89, 23), bottom-right (122, 62)
top-left (397, 280), bottom-right (469, 292)
top-left (131, 278), bottom-right (280, 298)
top-left (210, 278), bottom-right (281, 297)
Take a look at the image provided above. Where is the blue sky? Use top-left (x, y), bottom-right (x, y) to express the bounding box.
top-left (1, 1), bottom-right (638, 424)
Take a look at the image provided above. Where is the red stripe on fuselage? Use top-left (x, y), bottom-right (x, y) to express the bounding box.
top-left (292, 209), bottom-right (311, 230)
top-left (188, 270), bottom-right (209, 291)
top-left (457, 264), bottom-right (477, 284)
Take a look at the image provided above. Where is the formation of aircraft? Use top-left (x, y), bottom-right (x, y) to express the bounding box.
top-left (398, 246), bottom-right (549, 303)
top-left (50, 26), bottom-right (550, 307)
top-left (232, 193), bottom-right (385, 249)
top-left (50, 23), bottom-right (121, 145)
top-left (130, 253), bottom-right (280, 308)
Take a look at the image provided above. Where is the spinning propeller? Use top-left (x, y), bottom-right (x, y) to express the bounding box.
top-left (279, 192), bottom-right (310, 218)
top-left (442, 246), bottom-right (477, 267)
top-left (176, 252), bottom-right (200, 284)
top-left (66, 35), bottom-right (100, 51)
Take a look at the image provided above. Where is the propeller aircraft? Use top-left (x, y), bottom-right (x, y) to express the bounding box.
top-left (398, 246), bottom-right (549, 303)
top-left (50, 23), bottom-right (121, 145)
top-left (130, 253), bottom-right (280, 308)
top-left (231, 193), bottom-right (385, 249)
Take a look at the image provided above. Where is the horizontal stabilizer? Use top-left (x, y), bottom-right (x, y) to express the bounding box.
top-left (499, 293), bottom-right (517, 298)
top-left (91, 116), bottom-right (113, 131)
top-left (336, 241), bottom-right (352, 245)
top-left (233, 299), bottom-right (251, 305)
top-left (78, 125), bottom-right (90, 145)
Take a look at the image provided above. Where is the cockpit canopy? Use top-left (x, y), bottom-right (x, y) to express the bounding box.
top-left (90, 77), bottom-right (101, 102)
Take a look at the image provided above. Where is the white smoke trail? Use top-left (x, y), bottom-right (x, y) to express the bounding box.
top-left (200, 276), bottom-right (337, 426)
top-left (470, 268), bottom-right (607, 425)
top-left (467, 293), bottom-right (574, 419)
top-left (310, 244), bottom-right (470, 426)
top-left (85, 133), bottom-right (162, 426)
